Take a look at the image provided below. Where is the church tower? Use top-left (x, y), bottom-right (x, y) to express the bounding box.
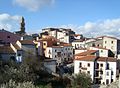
top-left (20, 16), bottom-right (25, 33)
top-left (15, 16), bottom-right (26, 36)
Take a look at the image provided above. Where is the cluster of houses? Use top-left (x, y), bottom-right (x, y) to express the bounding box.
top-left (0, 17), bottom-right (120, 85)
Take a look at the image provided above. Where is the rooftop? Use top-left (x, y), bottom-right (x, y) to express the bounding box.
top-left (97, 57), bottom-right (116, 62)
top-left (0, 46), bottom-right (15, 54)
top-left (75, 50), bottom-right (98, 56)
top-left (75, 55), bottom-right (96, 61)
top-left (19, 40), bottom-right (35, 45)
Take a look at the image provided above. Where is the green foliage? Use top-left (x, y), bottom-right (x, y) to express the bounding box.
top-left (0, 80), bottom-right (39, 88)
top-left (71, 72), bottom-right (92, 88)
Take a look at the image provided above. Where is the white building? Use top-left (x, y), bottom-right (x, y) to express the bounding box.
top-left (74, 51), bottom-right (118, 85)
top-left (41, 28), bottom-right (75, 43)
top-left (72, 39), bottom-right (85, 49)
top-left (89, 47), bottom-right (114, 57)
top-left (45, 44), bottom-right (73, 65)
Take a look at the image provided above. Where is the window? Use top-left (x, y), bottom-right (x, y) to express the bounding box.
top-left (55, 55), bottom-right (56, 58)
top-left (88, 63), bottom-right (90, 67)
top-left (111, 41), bottom-right (113, 44)
top-left (100, 64), bottom-right (103, 67)
top-left (48, 50), bottom-right (51, 54)
top-left (111, 79), bottom-right (113, 82)
top-left (105, 41), bottom-right (107, 44)
top-left (7, 36), bottom-right (10, 38)
top-left (106, 79), bottom-right (109, 84)
top-left (87, 71), bottom-right (90, 74)
top-left (111, 71), bottom-right (114, 75)
top-left (55, 50), bottom-right (57, 52)
top-left (100, 71), bottom-right (103, 74)
top-left (107, 72), bottom-right (109, 76)
top-left (97, 44), bottom-right (99, 47)
top-left (43, 43), bottom-right (46, 45)
top-left (79, 63), bottom-right (82, 67)
top-left (101, 50), bottom-right (103, 53)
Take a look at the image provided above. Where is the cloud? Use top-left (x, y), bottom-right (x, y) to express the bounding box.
top-left (0, 13), bottom-right (21, 31)
top-left (61, 18), bottom-right (120, 38)
top-left (13, 0), bottom-right (55, 11)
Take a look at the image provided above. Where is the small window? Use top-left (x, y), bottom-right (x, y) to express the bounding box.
top-left (111, 71), bottom-right (114, 75)
top-left (88, 63), bottom-right (90, 67)
top-left (43, 43), bottom-right (46, 45)
top-left (100, 64), bottom-right (103, 67)
top-left (97, 44), bottom-right (99, 47)
top-left (105, 41), bottom-right (107, 44)
top-left (87, 71), bottom-right (90, 74)
top-left (111, 79), bottom-right (113, 82)
top-left (55, 50), bottom-right (57, 52)
top-left (100, 71), bottom-right (103, 74)
top-left (107, 72), bottom-right (109, 76)
top-left (111, 41), bottom-right (113, 44)
top-left (79, 63), bottom-right (82, 67)
top-left (101, 50), bottom-right (103, 53)
top-left (55, 55), bottom-right (56, 58)
top-left (7, 36), bottom-right (10, 38)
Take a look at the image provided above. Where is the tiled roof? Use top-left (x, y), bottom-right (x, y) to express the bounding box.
top-left (97, 57), bottom-right (116, 62)
top-left (75, 55), bottom-right (96, 61)
top-left (19, 40), bottom-right (35, 45)
top-left (0, 46), bottom-right (15, 54)
top-left (75, 50), bottom-right (98, 56)
top-left (59, 42), bottom-right (72, 47)
top-left (75, 56), bottom-right (116, 62)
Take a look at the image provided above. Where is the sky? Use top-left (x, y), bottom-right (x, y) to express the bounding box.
top-left (0, 0), bottom-right (120, 37)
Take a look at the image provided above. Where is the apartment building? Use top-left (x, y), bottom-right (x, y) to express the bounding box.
top-left (41, 28), bottom-right (75, 43)
top-left (74, 49), bottom-right (118, 84)
top-left (45, 43), bottom-right (73, 65)
top-left (85, 36), bottom-right (120, 57)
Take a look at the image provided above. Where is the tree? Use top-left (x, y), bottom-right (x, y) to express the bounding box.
top-left (71, 72), bottom-right (92, 88)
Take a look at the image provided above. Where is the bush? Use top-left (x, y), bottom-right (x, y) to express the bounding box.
top-left (0, 80), bottom-right (38, 88)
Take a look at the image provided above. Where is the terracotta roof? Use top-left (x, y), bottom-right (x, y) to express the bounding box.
top-left (75, 55), bottom-right (96, 61)
top-left (97, 57), bottom-right (116, 62)
top-left (75, 50), bottom-right (98, 56)
top-left (19, 40), bottom-right (35, 45)
top-left (0, 46), bottom-right (15, 54)
top-left (59, 42), bottom-right (72, 47)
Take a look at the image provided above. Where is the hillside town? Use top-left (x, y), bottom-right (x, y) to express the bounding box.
top-left (0, 17), bottom-right (120, 87)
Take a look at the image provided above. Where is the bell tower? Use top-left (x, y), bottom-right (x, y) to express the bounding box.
top-left (20, 16), bottom-right (25, 33)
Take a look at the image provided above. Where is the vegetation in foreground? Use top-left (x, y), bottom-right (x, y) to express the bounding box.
top-left (0, 53), bottom-right (91, 88)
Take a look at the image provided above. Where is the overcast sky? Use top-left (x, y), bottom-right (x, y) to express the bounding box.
top-left (0, 0), bottom-right (120, 37)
